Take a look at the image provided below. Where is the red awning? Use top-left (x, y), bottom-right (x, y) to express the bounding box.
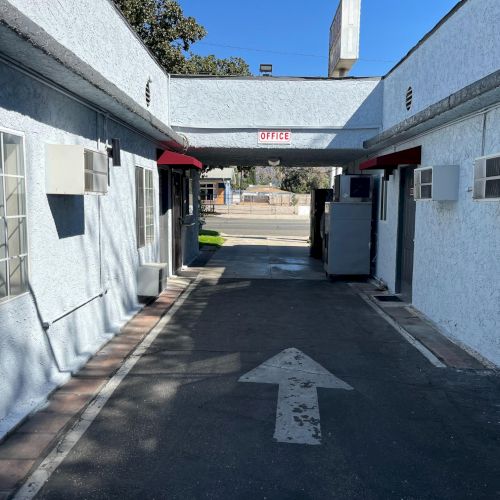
top-left (359, 146), bottom-right (421, 171)
top-left (157, 150), bottom-right (203, 169)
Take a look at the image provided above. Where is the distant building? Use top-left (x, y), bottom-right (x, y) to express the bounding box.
top-left (200, 167), bottom-right (235, 205)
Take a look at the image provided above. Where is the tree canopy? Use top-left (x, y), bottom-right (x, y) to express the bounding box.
top-left (113, 0), bottom-right (250, 76)
top-left (279, 167), bottom-right (331, 194)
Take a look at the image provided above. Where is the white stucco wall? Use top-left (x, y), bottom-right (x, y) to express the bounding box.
top-left (5, 0), bottom-right (171, 126)
top-left (170, 77), bottom-right (383, 161)
top-left (373, 108), bottom-right (500, 366)
top-left (0, 61), bottom-right (177, 437)
top-left (382, 0), bottom-right (500, 130)
top-left (171, 77), bottom-right (382, 129)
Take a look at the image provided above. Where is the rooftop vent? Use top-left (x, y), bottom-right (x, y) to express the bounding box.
top-left (146, 78), bottom-right (152, 107)
top-left (405, 86), bottom-right (413, 111)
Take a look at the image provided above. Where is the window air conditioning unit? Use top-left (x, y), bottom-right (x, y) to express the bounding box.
top-left (46, 144), bottom-right (108, 195)
top-left (473, 154), bottom-right (500, 200)
top-left (414, 165), bottom-right (459, 201)
top-left (334, 174), bottom-right (372, 202)
top-left (137, 263), bottom-right (168, 298)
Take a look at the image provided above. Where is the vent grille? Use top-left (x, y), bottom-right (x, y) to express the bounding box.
top-left (84, 150), bottom-right (108, 194)
top-left (405, 86), bottom-right (413, 111)
top-left (474, 155), bottom-right (500, 200)
top-left (486, 156), bottom-right (500, 177)
top-left (414, 167), bottom-right (432, 199)
top-left (145, 79), bottom-right (152, 107)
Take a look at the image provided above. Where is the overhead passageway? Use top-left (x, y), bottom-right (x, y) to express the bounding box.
top-left (169, 76), bottom-right (383, 167)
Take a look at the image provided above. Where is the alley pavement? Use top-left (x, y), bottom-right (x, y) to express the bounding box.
top-left (28, 237), bottom-right (500, 499)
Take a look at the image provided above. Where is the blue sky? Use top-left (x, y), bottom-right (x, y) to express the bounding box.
top-left (178, 0), bottom-right (460, 77)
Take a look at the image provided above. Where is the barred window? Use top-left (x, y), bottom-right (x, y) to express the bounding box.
top-left (136, 167), bottom-right (154, 248)
top-left (0, 131), bottom-right (28, 302)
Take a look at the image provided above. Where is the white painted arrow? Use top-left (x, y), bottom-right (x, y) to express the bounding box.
top-left (239, 348), bottom-right (353, 445)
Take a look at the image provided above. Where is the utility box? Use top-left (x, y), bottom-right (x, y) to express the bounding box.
top-left (324, 202), bottom-right (372, 277)
top-left (414, 165), bottom-right (459, 201)
top-left (46, 144), bottom-right (108, 195)
top-left (137, 263), bottom-right (168, 298)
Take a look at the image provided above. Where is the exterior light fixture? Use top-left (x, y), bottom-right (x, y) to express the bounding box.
top-left (268, 158), bottom-right (280, 167)
top-left (260, 64), bottom-right (273, 76)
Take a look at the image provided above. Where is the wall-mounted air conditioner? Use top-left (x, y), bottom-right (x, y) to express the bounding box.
top-left (473, 154), bottom-right (500, 200)
top-left (46, 144), bottom-right (108, 195)
top-left (137, 263), bottom-right (168, 298)
top-left (414, 165), bottom-right (459, 201)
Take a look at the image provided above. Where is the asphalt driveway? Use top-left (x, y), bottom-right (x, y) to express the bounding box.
top-left (33, 239), bottom-right (500, 499)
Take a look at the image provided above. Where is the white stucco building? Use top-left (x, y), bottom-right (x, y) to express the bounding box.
top-left (168, 0), bottom-right (499, 367)
top-left (0, 0), bottom-right (498, 437)
top-left (352, 0), bottom-right (500, 366)
top-left (0, 0), bottom-right (201, 437)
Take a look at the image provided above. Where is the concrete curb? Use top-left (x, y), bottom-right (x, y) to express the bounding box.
top-left (349, 283), bottom-right (491, 371)
top-left (0, 277), bottom-right (193, 498)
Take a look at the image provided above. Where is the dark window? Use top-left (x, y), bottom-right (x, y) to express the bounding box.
top-left (350, 177), bottom-right (371, 198)
top-left (421, 185), bottom-right (432, 199)
top-left (486, 157), bottom-right (500, 178)
top-left (485, 179), bottom-right (500, 199)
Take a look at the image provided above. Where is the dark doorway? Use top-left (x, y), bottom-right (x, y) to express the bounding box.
top-left (159, 169), bottom-right (170, 265)
top-left (396, 166), bottom-right (416, 302)
top-left (172, 171), bottom-right (183, 273)
top-left (370, 176), bottom-right (381, 276)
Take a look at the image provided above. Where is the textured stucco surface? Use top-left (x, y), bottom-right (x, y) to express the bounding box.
top-left (3, 0), bottom-right (172, 128)
top-left (359, 0), bottom-right (500, 366)
top-left (370, 110), bottom-right (500, 366)
top-left (0, 62), bottom-right (197, 436)
top-left (170, 77), bottom-right (383, 164)
top-left (382, 0), bottom-right (500, 130)
top-left (171, 78), bottom-right (382, 129)
top-left (411, 111), bottom-right (500, 365)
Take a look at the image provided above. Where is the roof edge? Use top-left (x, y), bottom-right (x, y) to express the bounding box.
top-left (364, 68), bottom-right (500, 150)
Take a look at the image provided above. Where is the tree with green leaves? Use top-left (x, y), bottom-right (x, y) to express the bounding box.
top-left (113, 0), bottom-right (250, 76)
top-left (279, 167), bottom-right (330, 194)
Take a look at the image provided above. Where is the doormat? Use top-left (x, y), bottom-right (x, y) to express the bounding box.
top-left (374, 295), bottom-right (403, 302)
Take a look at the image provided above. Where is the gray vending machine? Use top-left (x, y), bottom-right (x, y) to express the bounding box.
top-left (324, 175), bottom-right (372, 277)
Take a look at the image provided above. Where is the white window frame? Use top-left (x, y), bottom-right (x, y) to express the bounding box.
top-left (0, 127), bottom-right (30, 305)
top-left (136, 166), bottom-right (155, 248)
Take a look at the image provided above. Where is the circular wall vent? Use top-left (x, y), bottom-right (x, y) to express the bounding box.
top-left (145, 78), bottom-right (152, 107)
top-left (405, 86), bottom-right (413, 111)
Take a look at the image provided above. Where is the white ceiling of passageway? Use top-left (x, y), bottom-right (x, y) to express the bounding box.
top-left (187, 147), bottom-right (368, 168)
top-left (170, 76), bottom-right (383, 167)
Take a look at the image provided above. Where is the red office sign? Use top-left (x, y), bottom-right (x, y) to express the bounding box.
top-left (258, 130), bottom-right (291, 144)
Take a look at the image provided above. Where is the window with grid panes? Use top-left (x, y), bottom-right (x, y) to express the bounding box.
top-left (0, 131), bottom-right (28, 302)
top-left (136, 167), bottom-right (154, 248)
